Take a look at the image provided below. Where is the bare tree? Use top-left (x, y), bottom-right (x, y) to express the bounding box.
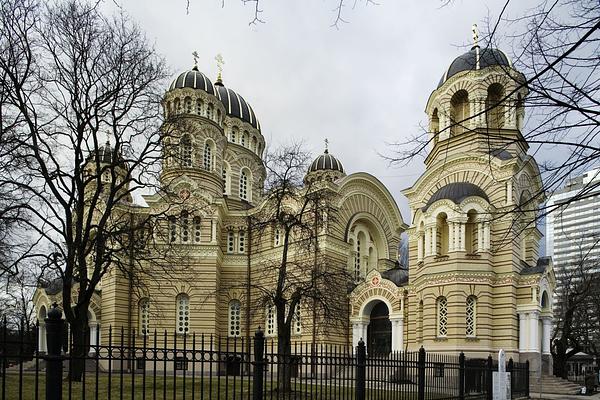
top-left (0, 0), bottom-right (182, 380)
top-left (240, 143), bottom-right (352, 392)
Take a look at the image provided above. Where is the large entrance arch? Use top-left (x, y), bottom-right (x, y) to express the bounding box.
top-left (366, 301), bottom-right (391, 355)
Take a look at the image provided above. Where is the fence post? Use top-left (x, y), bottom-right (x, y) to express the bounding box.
top-left (486, 355), bottom-right (493, 400)
top-left (459, 352), bottom-right (465, 400)
top-left (45, 303), bottom-right (63, 400)
top-left (507, 358), bottom-right (513, 398)
top-left (355, 339), bottom-right (366, 400)
top-left (418, 346), bottom-right (426, 400)
top-left (525, 360), bottom-right (530, 397)
top-left (252, 328), bottom-right (265, 400)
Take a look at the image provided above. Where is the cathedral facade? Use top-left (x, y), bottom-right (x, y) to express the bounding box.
top-left (33, 40), bottom-right (554, 374)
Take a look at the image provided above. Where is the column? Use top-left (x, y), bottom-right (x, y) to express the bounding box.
top-left (425, 228), bottom-right (431, 257)
top-left (529, 312), bottom-right (540, 352)
top-left (417, 233), bottom-right (424, 262)
top-left (518, 313), bottom-right (527, 352)
top-left (439, 112), bottom-right (449, 140)
top-left (477, 223), bottom-right (483, 252)
top-left (506, 181), bottom-right (513, 205)
top-left (434, 226), bottom-right (438, 255)
top-left (390, 316), bottom-right (404, 352)
top-left (483, 222), bottom-right (491, 251)
top-left (352, 320), bottom-right (368, 350)
top-left (459, 223), bottom-right (466, 251)
top-left (448, 222), bottom-right (455, 252)
top-left (38, 322), bottom-right (47, 353)
top-left (211, 218), bottom-right (217, 244)
top-left (89, 324), bottom-right (97, 354)
top-left (542, 317), bottom-right (552, 355)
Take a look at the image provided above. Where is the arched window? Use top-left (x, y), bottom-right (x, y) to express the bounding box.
top-left (207, 103), bottom-right (214, 120)
top-left (430, 108), bottom-right (439, 142)
top-left (436, 213), bottom-right (449, 256)
top-left (450, 90), bottom-right (470, 136)
top-left (465, 210), bottom-right (478, 254)
top-left (486, 83), bottom-right (505, 129)
top-left (139, 298), bottom-right (150, 336)
top-left (238, 230), bottom-right (246, 253)
top-left (292, 301), bottom-right (301, 335)
top-left (169, 216), bottom-right (177, 243)
top-left (184, 97), bottom-right (193, 114)
top-left (228, 300), bottom-right (241, 337)
top-left (180, 135), bottom-right (192, 168)
top-left (196, 99), bottom-right (204, 115)
top-left (241, 131), bottom-right (248, 147)
top-left (174, 98), bottom-right (181, 114)
top-left (437, 296), bottom-right (448, 337)
top-left (203, 141), bottom-right (213, 171)
top-left (466, 296), bottom-right (477, 337)
top-left (176, 294), bottom-right (190, 334)
top-left (181, 210), bottom-right (190, 243)
top-left (231, 127), bottom-right (238, 143)
top-left (227, 231), bottom-right (235, 254)
top-left (265, 303), bottom-right (276, 336)
top-left (239, 169), bottom-right (250, 201)
top-left (194, 216), bottom-right (201, 243)
top-left (222, 162), bottom-right (231, 195)
top-left (355, 237), bottom-right (362, 280)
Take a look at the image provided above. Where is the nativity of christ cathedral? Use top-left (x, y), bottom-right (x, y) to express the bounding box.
top-left (34, 30), bottom-right (555, 375)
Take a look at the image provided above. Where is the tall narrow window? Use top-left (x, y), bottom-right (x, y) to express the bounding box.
top-left (139, 298), bottom-right (150, 336)
top-left (181, 210), bottom-right (189, 243)
top-left (241, 131), bottom-right (248, 147)
top-left (466, 296), bottom-right (477, 337)
top-left (203, 142), bottom-right (213, 171)
top-left (354, 239), bottom-right (361, 280)
top-left (180, 135), bottom-right (192, 167)
top-left (266, 304), bottom-right (276, 336)
top-left (486, 84), bottom-right (505, 129)
top-left (184, 97), bottom-right (193, 113)
top-left (238, 230), bottom-right (246, 253)
top-left (169, 216), bottom-right (177, 243)
top-left (231, 127), bottom-right (238, 143)
top-left (228, 300), bottom-right (241, 337)
top-left (227, 231), bottom-right (235, 254)
top-left (222, 163), bottom-right (230, 195)
top-left (194, 216), bottom-right (201, 243)
top-left (176, 294), bottom-right (190, 334)
top-left (292, 301), bottom-right (301, 335)
top-left (274, 228), bottom-right (281, 246)
top-left (450, 90), bottom-right (470, 136)
top-left (207, 103), bottom-right (213, 120)
top-left (437, 296), bottom-right (448, 337)
top-left (239, 169), bottom-right (249, 201)
top-left (196, 99), bottom-right (204, 115)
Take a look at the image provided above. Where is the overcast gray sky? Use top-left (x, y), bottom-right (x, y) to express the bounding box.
top-left (106, 0), bottom-right (537, 221)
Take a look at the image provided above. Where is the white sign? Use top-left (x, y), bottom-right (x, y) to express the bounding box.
top-left (493, 372), bottom-right (511, 400)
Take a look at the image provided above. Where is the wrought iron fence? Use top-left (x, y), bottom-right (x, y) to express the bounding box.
top-left (0, 309), bottom-right (529, 400)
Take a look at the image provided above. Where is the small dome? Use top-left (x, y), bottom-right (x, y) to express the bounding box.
top-left (438, 47), bottom-right (511, 88)
top-left (214, 81), bottom-right (260, 131)
top-left (424, 182), bottom-right (488, 210)
top-left (169, 67), bottom-right (216, 94)
top-left (308, 149), bottom-right (345, 173)
top-left (88, 141), bottom-right (122, 164)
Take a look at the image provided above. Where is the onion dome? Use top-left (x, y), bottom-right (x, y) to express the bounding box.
top-left (169, 66), bottom-right (216, 94)
top-left (438, 47), bottom-right (511, 88)
top-left (87, 140), bottom-right (122, 164)
top-left (308, 149), bottom-right (345, 173)
top-left (424, 182), bottom-right (488, 211)
top-left (214, 79), bottom-right (260, 131)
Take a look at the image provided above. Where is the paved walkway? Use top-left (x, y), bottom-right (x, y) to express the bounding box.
top-left (529, 391), bottom-right (600, 399)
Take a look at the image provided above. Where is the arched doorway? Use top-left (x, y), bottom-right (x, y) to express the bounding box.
top-left (367, 301), bottom-right (391, 355)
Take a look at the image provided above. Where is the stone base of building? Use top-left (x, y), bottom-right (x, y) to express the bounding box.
top-left (520, 352), bottom-right (552, 378)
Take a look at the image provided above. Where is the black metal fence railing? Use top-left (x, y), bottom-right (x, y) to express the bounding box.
top-left (0, 308), bottom-right (529, 400)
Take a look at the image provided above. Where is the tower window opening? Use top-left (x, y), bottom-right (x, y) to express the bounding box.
top-left (194, 216), bottom-right (201, 243)
top-left (228, 300), bottom-right (241, 337)
top-left (176, 293), bottom-right (190, 334)
top-left (265, 303), bottom-right (276, 336)
top-left (196, 99), bottom-right (204, 115)
top-left (180, 135), bottom-right (192, 168)
top-left (466, 210), bottom-right (478, 254)
top-left (450, 90), bottom-right (470, 136)
top-left (486, 83), bottom-right (505, 129)
top-left (184, 97), bottom-right (193, 114)
top-left (227, 231), bottom-right (235, 254)
top-left (431, 108), bottom-right (440, 143)
top-left (238, 230), bottom-right (246, 253)
top-left (181, 210), bottom-right (190, 243)
top-left (207, 103), bottom-right (214, 120)
top-left (239, 169), bottom-right (249, 201)
top-left (139, 298), bottom-right (150, 336)
top-left (436, 213), bottom-right (449, 256)
top-left (203, 141), bottom-right (213, 171)
top-left (231, 127), bottom-right (238, 143)
top-left (169, 216), bottom-right (177, 243)
top-left (466, 296), bottom-right (477, 337)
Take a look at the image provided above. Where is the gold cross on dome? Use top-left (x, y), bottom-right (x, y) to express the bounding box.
top-left (215, 54), bottom-right (225, 80)
top-left (324, 138), bottom-right (329, 152)
top-left (192, 51), bottom-right (199, 68)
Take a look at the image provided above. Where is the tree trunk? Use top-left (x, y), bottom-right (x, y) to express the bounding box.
top-left (67, 316), bottom-right (90, 382)
top-left (277, 331), bottom-right (293, 393)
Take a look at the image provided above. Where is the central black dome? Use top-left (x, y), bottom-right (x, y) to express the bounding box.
top-left (214, 81), bottom-right (260, 131)
top-left (424, 182), bottom-right (488, 210)
top-left (170, 67), bottom-right (216, 94)
top-left (438, 47), bottom-right (511, 88)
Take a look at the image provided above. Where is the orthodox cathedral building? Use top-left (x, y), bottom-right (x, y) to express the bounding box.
top-left (33, 35), bottom-right (555, 375)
